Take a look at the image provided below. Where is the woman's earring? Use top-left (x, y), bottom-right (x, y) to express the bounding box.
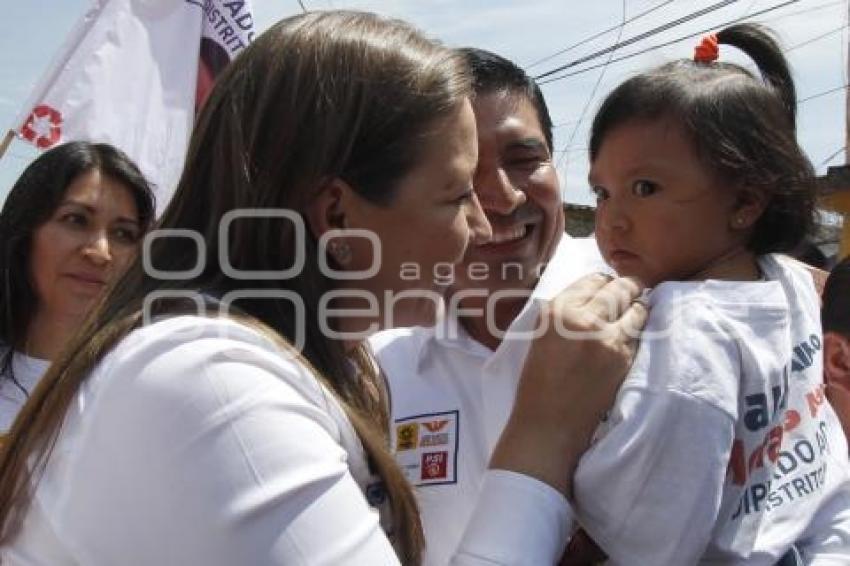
top-left (733, 216), bottom-right (747, 228)
top-left (328, 239), bottom-right (353, 265)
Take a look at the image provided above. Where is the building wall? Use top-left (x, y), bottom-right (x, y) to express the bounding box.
top-left (564, 204), bottom-right (596, 237)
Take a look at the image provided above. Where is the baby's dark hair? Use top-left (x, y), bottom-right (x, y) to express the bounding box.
top-left (589, 23), bottom-right (815, 254)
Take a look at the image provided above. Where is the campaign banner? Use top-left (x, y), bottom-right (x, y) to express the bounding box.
top-left (196, 0), bottom-right (255, 111)
top-left (12, 0), bottom-right (255, 214)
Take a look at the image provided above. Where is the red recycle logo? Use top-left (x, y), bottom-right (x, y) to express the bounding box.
top-left (20, 104), bottom-right (63, 149)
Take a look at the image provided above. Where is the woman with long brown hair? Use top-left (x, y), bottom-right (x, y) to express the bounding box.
top-left (0, 142), bottom-right (155, 436)
top-left (0, 11), bottom-right (645, 565)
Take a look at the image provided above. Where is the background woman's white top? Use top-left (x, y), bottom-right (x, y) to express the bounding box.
top-left (0, 346), bottom-right (50, 433)
top-left (2, 316), bottom-right (570, 565)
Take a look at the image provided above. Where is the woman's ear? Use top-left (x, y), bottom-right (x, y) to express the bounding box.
top-left (305, 178), bottom-right (352, 240)
top-left (729, 187), bottom-right (768, 231)
top-left (305, 178), bottom-right (359, 267)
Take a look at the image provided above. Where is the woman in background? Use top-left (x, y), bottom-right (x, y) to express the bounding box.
top-left (0, 141), bottom-right (155, 434)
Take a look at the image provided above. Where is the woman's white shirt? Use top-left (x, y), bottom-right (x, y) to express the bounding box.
top-left (0, 347), bottom-right (50, 433)
top-left (3, 316), bottom-right (398, 565)
top-left (2, 316), bottom-right (560, 565)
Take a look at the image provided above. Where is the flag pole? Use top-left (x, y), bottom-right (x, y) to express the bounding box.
top-left (0, 131), bottom-right (15, 162)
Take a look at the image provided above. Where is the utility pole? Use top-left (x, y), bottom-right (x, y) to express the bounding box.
top-left (840, 1), bottom-right (850, 257)
top-left (824, 2), bottom-right (850, 259)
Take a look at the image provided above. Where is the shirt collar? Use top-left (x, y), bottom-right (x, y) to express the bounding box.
top-left (416, 233), bottom-right (608, 369)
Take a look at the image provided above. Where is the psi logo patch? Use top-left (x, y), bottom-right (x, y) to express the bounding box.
top-left (421, 451), bottom-right (448, 480)
top-left (393, 410), bottom-right (459, 486)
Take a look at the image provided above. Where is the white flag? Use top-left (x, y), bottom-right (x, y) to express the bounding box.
top-left (196, 0), bottom-right (255, 111)
top-left (12, 0), bottom-right (255, 214)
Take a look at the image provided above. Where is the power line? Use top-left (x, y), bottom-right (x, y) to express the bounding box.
top-left (537, 0), bottom-right (800, 85)
top-left (735, 21), bottom-right (848, 77)
top-left (739, 0), bottom-right (761, 19)
top-left (550, 0), bottom-right (838, 130)
top-left (552, 119), bottom-right (581, 129)
top-left (539, 0), bottom-right (800, 84)
top-left (525, 0), bottom-right (675, 70)
top-left (553, 146), bottom-right (589, 155)
top-left (819, 146), bottom-right (846, 167)
top-left (756, 0), bottom-right (845, 24)
top-left (798, 83), bottom-right (849, 104)
top-left (558, 0), bottom-right (628, 170)
top-left (784, 23), bottom-right (848, 54)
top-left (535, 0), bottom-right (745, 80)
top-left (740, 21), bottom-right (850, 71)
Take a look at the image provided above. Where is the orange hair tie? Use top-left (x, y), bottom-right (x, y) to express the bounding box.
top-left (693, 33), bottom-right (719, 63)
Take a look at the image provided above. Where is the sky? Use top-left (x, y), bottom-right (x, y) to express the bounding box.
top-left (1, 0), bottom-right (848, 207)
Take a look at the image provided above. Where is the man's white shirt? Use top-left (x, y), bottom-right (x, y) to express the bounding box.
top-left (371, 235), bottom-right (606, 566)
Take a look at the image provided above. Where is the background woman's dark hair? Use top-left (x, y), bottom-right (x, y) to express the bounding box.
top-left (589, 23), bottom-right (815, 254)
top-left (0, 141), bottom-right (155, 367)
top-left (0, 12), bottom-right (469, 563)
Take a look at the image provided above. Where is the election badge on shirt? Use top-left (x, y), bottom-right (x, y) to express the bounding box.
top-left (393, 410), bottom-right (459, 486)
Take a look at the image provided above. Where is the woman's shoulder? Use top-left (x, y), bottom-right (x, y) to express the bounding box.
top-left (119, 314), bottom-right (280, 351)
top-left (19, 318), bottom-right (389, 565)
top-left (80, 315), bottom-right (336, 431)
top-left (110, 315), bottom-right (302, 374)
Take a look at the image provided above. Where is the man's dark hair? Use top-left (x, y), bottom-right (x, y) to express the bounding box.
top-left (823, 256), bottom-right (850, 338)
top-left (457, 47), bottom-right (553, 152)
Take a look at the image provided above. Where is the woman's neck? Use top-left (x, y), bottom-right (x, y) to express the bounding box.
top-left (24, 308), bottom-right (84, 360)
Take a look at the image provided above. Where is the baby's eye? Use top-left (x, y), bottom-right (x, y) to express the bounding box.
top-left (590, 186), bottom-right (609, 201)
top-left (632, 180), bottom-right (658, 197)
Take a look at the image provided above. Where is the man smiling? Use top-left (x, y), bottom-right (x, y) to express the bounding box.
top-left (447, 49), bottom-right (568, 351)
top-left (371, 48), bottom-right (607, 565)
